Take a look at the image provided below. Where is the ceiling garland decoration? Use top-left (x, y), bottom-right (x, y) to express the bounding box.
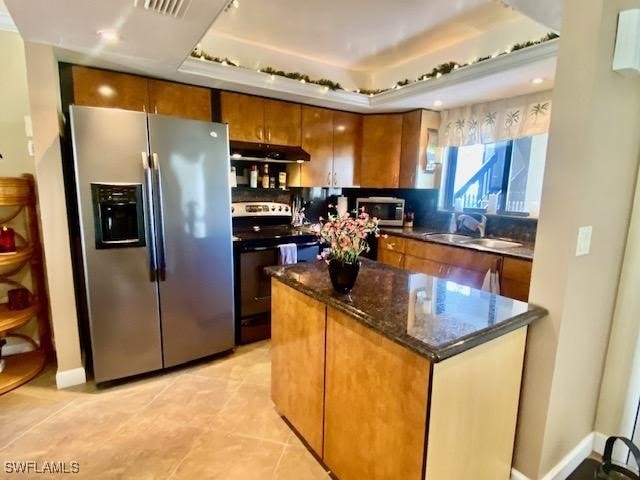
top-left (190, 32), bottom-right (558, 97)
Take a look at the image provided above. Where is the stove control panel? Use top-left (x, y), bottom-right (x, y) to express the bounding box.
top-left (231, 202), bottom-right (292, 217)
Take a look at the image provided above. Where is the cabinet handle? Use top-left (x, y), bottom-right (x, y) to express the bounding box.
top-left (154, 106), bottom-right (158, 114)
top-left (327, 172), bottom-right (331, 186)
top-left (257, 127), bottom-right (263, 141)
top-left (267, 127), bottom-right (272, 142)
top-left (387, 243), bottom-right (395, 250)
top-left (333, 172), bottom-right (337, 186)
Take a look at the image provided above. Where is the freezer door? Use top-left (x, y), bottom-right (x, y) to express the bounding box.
top-left (148, 114), bottom-right (235, 367)
top-left (70, 106), bottom-right (163, 383)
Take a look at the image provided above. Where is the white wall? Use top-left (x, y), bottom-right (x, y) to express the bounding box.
top-left (514, 0), bottom-right (640, 477)
top-left (23, 42), bottom-right (85, 387)
top-left (0, 30), bottom-right (32, 176)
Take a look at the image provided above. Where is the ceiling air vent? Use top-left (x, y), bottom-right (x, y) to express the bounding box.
top-left (133, 0), bottom-right (192, 18)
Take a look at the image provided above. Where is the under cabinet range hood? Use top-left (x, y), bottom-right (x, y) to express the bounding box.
top-left (229, 141), bottom-right (310, 163)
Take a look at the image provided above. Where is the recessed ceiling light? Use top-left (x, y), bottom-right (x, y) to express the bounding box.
top-left (531, 77), bottom-right (545, 85)
top-left (97, 29), bottom-right (119, 43)
top-left (433, 100), bottom-right (443, 107)
top-left (224, 0), bottom-right (239, 11)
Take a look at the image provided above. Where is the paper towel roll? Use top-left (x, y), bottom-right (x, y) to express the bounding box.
top-left (337, 196), bottom-right (348, 217)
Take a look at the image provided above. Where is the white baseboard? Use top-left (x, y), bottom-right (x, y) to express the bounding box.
top-left (55, 367), bottom-right (86, 389)
top-left (593, 432), bottom-right (607, 456)
top-left (511, 468), bottom-right (531, 480)
top-left (511, 432), bottom-right (599, 480)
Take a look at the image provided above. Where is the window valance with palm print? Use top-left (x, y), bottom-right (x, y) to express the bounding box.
top-left (439, 90), bottom-right (552, 147)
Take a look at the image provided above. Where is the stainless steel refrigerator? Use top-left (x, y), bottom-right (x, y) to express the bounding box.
top-left (70, 105), bottom-right (234, 383)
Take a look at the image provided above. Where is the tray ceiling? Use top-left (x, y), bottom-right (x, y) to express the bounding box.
top-left (209, 0), bottom-right (523, 71)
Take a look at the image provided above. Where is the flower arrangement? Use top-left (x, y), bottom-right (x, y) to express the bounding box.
top-left (314, 208), bottom-right (382, 264)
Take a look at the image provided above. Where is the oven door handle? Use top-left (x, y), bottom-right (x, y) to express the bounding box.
top-left (242, 242), bottom-right (319, 253)
top-left (244, 246), bottom-right (271, 252)
top-left (290, 241), bottom-right (319, 248)
top-left (253, 295), bottom-right (272, 301)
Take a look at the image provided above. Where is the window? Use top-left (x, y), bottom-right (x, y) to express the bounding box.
top-left (442, 134), bottom-right (548, 215)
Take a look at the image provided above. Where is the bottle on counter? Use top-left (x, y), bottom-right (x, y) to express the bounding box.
top-left (262, 164), bottom-right (270, 188)
top-left (229, 166), bottom-right (237, 188)
top-left (269, 176), bottom-right (276, 189)
top-left (278, 171), bottom-right (287, 190)
top-left (249, 165), bottom-right (258, 188)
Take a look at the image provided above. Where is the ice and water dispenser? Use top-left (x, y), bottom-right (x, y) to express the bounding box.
top-left (91, 183), bottom-right (146, 249)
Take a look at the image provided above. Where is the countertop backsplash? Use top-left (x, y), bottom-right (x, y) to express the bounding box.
top-left (270, 186), bottom-right (537, 244)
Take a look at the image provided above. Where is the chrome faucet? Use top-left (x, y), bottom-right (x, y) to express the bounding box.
top-left (456, 214), bottom-right (487, 237)
top-left (477, 215), bottom-right (487, 237)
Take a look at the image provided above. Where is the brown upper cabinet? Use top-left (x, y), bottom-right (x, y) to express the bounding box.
top-left (263, 98), bottom-right (302, 146)
top-left (147, 79), bottom-right (211, 121)
top-left (291, 107), bottom-right (362, 188)
top-left (333, 111), bottom-right (362, 188)
top-left (70, 66), bottom-right (212, 122)
top-left (71, 66), bottom-right (150, 112)
top-left (220, 91), bottom-right (301, 146)
top-left (399, 110), bottom-right (441, 189)
top-left (220, 92), bottom-right (265, 142)
top-left (296, 106), bottom-right (334, 187)
top-left (360, 114), bottom-right (403, 188)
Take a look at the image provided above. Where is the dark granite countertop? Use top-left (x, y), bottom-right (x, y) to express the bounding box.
top-left (382, 227), bottom-right (535, 260)
top-left (265, 259), bottom-right (546, 363)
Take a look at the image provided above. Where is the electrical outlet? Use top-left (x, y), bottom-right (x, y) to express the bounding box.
top-left (576, 226), bottom-right (593, 256)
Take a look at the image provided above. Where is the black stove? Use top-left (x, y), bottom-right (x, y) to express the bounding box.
top-left (231, 202), bottom-right (320, 344)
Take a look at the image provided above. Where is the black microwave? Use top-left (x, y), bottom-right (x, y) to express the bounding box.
top-left (355, 197), bottom-right (405, 226)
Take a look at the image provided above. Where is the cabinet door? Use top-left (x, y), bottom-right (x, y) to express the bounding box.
top-left (147, 79), bottom-right (211, 121)
top-left (72, 66), bottom-right (149, 112)
top-left (220, 91), bottom-right (265, 142)
top-left (264, 98), bottom-right (301, 146)
top-left (324, 307), bottom-right (430, 480)
top-left (501, 257), bottom-right (532, 301)
top-left (333, 111), bottom-right (362, 187)
top-left (404, 254), bottom-right (445, 277)
top-left (378, 249), bottom-right (405, 269)
top-left (271, 280), bottom-right (326, 456)
top-left (406, 240), bottom-right (500, 273)
top-left (360, 114), bottom-right (403, 188)
top-left (399, 110), bottom-right (423, 188)
top-left (299, 106), bottom-right (334, 187)
top-left (378, 235), bottom-right (406, 254)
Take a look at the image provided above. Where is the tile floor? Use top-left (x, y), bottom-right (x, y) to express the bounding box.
top-left (0, 341), bottom-right (330, 479)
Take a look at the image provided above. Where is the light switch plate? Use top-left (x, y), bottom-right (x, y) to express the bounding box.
top-left (576, 226), bottom-right (593, 256)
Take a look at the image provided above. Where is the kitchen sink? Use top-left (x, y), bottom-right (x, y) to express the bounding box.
top-left (423, 233), bottom-right (472, 243)
top-left (461, 238), bottom-right (523, 249)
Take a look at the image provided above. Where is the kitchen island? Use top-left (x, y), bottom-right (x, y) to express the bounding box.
top-left (265, 259), bottom-right (546, 480)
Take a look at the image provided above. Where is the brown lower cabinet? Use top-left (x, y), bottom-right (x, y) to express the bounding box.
top-left (379, 235), bottom-right (532, 300)
top-left (324, 307), bottom-right (430, 480)
top-left (270, 281), bottom-right (326, 455)
top-left (271, 279), bottom-right (529, 480)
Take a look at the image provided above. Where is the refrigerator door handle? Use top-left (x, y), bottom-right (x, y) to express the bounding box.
top-left (142, 152), bottom-right (157, 282)
top-left (151, 152), bottom-right (167, 281)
